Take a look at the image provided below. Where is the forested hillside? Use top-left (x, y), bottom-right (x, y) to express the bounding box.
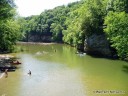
top-left (18, 1), bottom-right (83, 43)
top-left (0, 0), bottom-right (127, 60)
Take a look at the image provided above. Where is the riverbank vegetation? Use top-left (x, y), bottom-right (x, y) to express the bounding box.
top-left (0, 0), bottom-right (22, 53)
top-left (0, 0), bottom-right (128, 60)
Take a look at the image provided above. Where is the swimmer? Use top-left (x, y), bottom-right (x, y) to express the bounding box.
top-left (28, 70), bottom-right (31, 75)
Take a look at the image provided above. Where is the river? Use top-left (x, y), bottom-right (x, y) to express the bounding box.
top-left (0, 43), bottom-right (128, 96)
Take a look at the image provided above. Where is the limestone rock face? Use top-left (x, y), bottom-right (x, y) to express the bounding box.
top-left (84, 34), bottom-right (113, 57)
top-left (24, 34), bottom-right (52, 42)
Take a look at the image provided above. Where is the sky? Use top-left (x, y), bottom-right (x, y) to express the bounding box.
top-left (15, 0), bottom-right (80, 17)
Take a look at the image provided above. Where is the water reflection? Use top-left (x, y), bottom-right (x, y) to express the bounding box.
top-left (122, 65), bottom-right (128, 73)
top-left (0, 44), bottom-right (128, 96)
top-left (19, 54), bottom-right (86, 96)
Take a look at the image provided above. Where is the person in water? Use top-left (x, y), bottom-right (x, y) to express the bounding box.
top-left (4, 69), bottom-right (8, 78)
top-left (28, 70), bottom-right (31, 75)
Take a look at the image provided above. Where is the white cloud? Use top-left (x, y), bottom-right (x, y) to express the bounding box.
top-left (15, 0), bottom-right (80, 17)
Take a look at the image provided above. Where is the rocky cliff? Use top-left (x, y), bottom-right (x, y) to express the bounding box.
top-left (84, 34), bottom-right (117, 58)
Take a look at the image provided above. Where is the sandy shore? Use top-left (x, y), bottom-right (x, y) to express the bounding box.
top-left (17, 42), bottom-right (60, 45)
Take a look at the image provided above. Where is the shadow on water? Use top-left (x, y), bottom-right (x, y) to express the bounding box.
top-left (122, 65), bottom-right (128, 73)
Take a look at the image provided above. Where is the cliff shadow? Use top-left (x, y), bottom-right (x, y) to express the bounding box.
top-left (86, 52), bottom-right (118, 60)
top-left (122, 65), bottom-right (128, 74)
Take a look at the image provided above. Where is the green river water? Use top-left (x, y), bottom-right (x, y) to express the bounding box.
top-left (0, 43), bottom-right (128, 96)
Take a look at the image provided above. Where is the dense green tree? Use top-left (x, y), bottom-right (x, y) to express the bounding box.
top-left (0, 0), bottom-right (21, 52)
top-left (63, 1), bottom-right (84, 47)
top-left (0, 19), bottom-right (20, 52)
top-left (50, 23), bottom-right (63, 42)
top-left (104, 0), bottom-right (128, 59)
top-left (63, 10), bottom-right (84, 46)
top-left (104, 12), bottom-right (128, 59)
top-left (0, 0), bottom-right (15, 20)
top-left (106, 0), bottom-right (128, 12)
top-left (81, 0), bottom-right (108, 37)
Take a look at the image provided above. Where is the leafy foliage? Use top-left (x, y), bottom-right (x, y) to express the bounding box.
top-left (63, 1), bottom-right (84, 46)
top-left (0, 0), bottom-right (21, 52)
top-left (0, 19), bottom-right (20, 52)
top-left (104, 12), bottom-right (128, 59)
top-left (106, 0), bottom-right (128, 12)
top-left (81, 0), bottom-right (108, 36)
